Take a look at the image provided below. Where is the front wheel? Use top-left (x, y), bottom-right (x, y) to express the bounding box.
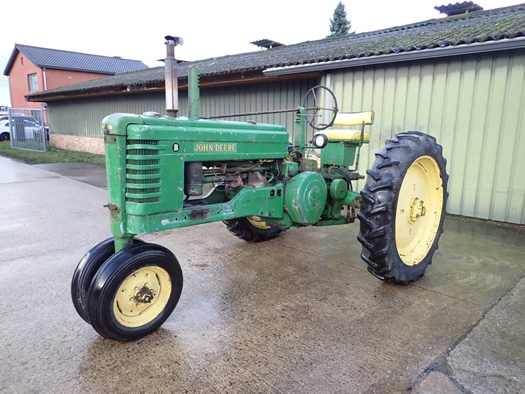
top-left (357, 132), bottom-right (448, 284)
top-left (71, 238), bottom-right (144, 323)
top-left (86, 243), bottom-right (183, 341)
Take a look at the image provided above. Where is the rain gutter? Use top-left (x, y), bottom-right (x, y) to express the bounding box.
top-left (263, 37), bottom-right (525, 76)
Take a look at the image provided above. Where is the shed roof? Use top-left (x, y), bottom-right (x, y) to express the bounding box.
top-left (4, 44), bottom-right (149, 76)
top-left (27, 3), bottom-right (525, 101)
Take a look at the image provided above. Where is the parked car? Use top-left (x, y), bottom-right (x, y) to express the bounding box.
top-left (0, 113), bottom-right (26, 123)
top-left (0, 120), bottom-right (10, 141)
top-left (0, 119), bottom-right (47, 141)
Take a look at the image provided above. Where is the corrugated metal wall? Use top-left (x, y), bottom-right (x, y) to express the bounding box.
top-left (47, 79), bottom-right (316, 141)
top-left (326, 50), bottom-right (525, 224)
top-left (48, 93), bottom-right (167, 138)
top-left (199, 79), bottom-right (316, 142)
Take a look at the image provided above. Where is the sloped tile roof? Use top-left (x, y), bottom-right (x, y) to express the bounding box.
top-left (28, 3), bottom-right (525, 101)
top-left (4, 44), bottom-right (149, 75)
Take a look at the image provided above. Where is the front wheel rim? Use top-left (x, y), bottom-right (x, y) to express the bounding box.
top-left (113, 266), bottom-right (172, 327)
top-left (395, 156), bottom-right (444, 266)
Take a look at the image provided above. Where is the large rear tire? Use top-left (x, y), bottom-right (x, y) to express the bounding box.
top-left (357, 132), bottom-right (448, 284)
top-left (223, 216), bottom-right (283, 242)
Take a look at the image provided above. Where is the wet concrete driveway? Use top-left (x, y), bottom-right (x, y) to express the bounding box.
top-left (1, 157), bottom-right (525, 393)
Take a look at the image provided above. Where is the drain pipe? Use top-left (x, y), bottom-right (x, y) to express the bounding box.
top-left (164, 35), bottom-right (183, 117)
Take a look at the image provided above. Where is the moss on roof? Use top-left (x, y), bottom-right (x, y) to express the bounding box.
top-left (28, 3), bottom-right (525, 101)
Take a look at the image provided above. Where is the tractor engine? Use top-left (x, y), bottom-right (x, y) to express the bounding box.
top-left (102, 109), bottom-right (351, 248)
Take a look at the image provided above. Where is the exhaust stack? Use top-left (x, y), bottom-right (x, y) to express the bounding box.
top-left (164, 35), bottom-right (183, 117)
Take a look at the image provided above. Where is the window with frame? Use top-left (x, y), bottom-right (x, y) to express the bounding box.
top-left (28, 73), bottom-right (38, 91)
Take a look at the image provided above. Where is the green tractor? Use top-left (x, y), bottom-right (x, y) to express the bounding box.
top-left (71, 37), bottom-right (448, 341)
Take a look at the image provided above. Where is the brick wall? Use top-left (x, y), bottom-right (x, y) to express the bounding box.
top-left (8, 50), bottom-right (111, 109)
top-left (8, 52), bottom-right (43, 109)
top-left (50, 134), bottom-right (105, 155)
top-left (44, 69), bottom-right (109, 90)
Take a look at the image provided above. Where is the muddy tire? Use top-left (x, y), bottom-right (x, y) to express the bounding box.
top-left (357, 132), bottom-right (448, 284)
top-left (224, 216), bottom-right (283, 242)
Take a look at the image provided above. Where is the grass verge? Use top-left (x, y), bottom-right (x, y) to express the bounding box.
top-left (0, 142), bottom-right (105, 166)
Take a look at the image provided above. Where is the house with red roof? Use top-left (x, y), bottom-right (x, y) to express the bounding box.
top-left (3, 44), bottom-right (148, 110)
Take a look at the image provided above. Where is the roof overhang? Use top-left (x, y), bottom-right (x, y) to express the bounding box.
top-left (264, 37), bottom-right (525, 76)
top-left (26, 70), bottom-right (321, 102)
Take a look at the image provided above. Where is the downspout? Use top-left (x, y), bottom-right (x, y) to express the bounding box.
top-left (42, 68), bottom-right (48, 126)
top-left (324, 72), bottom-right (332, 126)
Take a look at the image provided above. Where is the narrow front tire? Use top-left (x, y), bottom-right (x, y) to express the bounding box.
top-left (71, 238), bottom-right (144, 323)
top-left (86, 243), bottom-right (183, 341)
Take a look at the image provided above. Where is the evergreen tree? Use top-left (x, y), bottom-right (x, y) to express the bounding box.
top-left (328, 1), bottom-right (352, 37)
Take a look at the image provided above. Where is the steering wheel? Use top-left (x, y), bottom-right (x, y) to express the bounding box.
top-left (301, 85), bottom-right (339, 130)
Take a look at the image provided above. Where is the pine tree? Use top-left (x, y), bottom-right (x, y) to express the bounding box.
top-left (328, 1), bottom-right (352, 37)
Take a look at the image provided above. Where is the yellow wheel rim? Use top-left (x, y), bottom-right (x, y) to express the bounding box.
top-left (395, 156), bottom-right (443, 266)
top-left (113, 266), bottom-right (172, 328)
top-left (246, 216), bottom-right (271, 230)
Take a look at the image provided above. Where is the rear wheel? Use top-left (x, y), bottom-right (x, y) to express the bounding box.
top-left (86, 243), bottom-right (183, 341)
top-left (223, 216), bottom-right (283, 242)
top-left (357, 132), bottom-right (448, 284)
top-left (0, 132), bottom-right (9, 142)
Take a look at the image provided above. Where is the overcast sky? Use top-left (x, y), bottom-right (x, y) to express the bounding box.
top-left (1, 0), bottom-right (521, 106)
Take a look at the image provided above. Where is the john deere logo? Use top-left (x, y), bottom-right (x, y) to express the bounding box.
top-left (194, 143), bottom-right (237, 152)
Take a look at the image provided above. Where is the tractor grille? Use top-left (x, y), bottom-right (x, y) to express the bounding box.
top-left (128, 139), bottom-right (158, 145)
top-left (126, 187), bottom-right (160, 194)
top-left (127, 178), bottom-right (160, 184)
top-left (125, 140), bottom-right (162, 204)
top-left (127, 168), bottom-right (160, 175)
top-left (127, 159), bottom-right (160, 166)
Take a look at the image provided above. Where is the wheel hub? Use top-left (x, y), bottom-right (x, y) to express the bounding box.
top-left (132, 284), bottom-right (155, 304)
top-left (113, 266), bottom-right (172, 328)
top-left (408, 197), bottom-right (426, 223)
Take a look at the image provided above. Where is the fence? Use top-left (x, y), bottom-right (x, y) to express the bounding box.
top-left (7, 108), bottom-right (47, 152)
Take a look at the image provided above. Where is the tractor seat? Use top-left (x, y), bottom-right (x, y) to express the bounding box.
top-left (323, 110), bottom-right (374, 142)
